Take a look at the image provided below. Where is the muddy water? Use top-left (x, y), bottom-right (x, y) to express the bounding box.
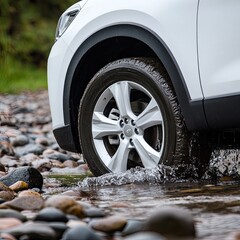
top-left (45, 150), bottom-right (240, 239)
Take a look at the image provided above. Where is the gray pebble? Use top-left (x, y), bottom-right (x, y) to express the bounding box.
top-left (34, 207), bottom-right (68, 223)
top-left (62, 225), bottom-right (103, 240)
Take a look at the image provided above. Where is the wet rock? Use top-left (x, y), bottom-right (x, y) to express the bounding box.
top-left (0, 133), bottom-right (14, 157)
top-left (35, 136), bottom-right (49, 146)
top-left (34, 207), bottom-right (68, 223)
top-left (0, 156), bottom-right (19, 168)
top-left (0, 166), bottom-right (43, 189)
top-left (84, 207), bottom-right (106, 218)
top-left (20, 153), bottom-right (39, 163)
top-left (15, 143), bottom-right (44, 156)
top-left (90, 215), bottom-right (127, 233)
top-left (0, 182), bottom-right (15, 201)
top-left (11, 135), bottom-right (29, 147)
top-left (62, 225), bottom-right (103, 240)
top-left (122, 219), bottom-right (145, 236)
top-left (125, 232), bottom-right (166, 240)
top-left (0, 163), bottom-right (6, 172)
top-left (18, 189), bottom-right (41, 198)
top-left (45, 195), bottom-right (85, 218)
top-left (226, 232), bottom-right (240, 240)
top-left (0, 218), bottom-right (22, 230)
top-left (60, 190), bottom-right (82, 198)
top-left (31, 158), bottom-right (52, 172)
top-left (144, 207), bottom-right (196, 238)
top-left (9, 181), bottom-right (28, 192)
top-left (63, 160), bottom-right (79, 168)
top-left (0, 233), bottom-right (17, 240)
top-left (67, 220), bottom-right (87, 228)
top-left (47, 222), bottom-right (68, 239)
top-left (3, 221), bottom-right (56, 240)
top-left (0, 191), bottom-right (15, 202)
top-left (46, 152), bottom-right (72, 162)
top-left (4, 195), bottom-right (44, 211)
top-left (111, 201), bottom-right (132, 208)
top-left (0, 209), bottom-right (27, 222)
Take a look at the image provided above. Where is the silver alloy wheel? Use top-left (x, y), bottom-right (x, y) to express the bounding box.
top-left (92, 80), bottom-right (165, 173)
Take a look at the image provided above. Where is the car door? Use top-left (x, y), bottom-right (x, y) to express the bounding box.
top-left (198, 0), bottom-right (240, 128)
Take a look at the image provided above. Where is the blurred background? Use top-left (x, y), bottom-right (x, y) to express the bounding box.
top-left (0, 0), bottom-right (76, 93)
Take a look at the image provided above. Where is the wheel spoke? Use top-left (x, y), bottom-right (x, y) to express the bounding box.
top-left (107, 140), bottom-right (130, 172)
top-left (109, 82), bottom-right (134, 118)
top-left (92, 112), bottom-right (121, 139)
top-left (134, 98), bottom-right (162, 129)
top-left (133, 135), bottom-right (160, 168)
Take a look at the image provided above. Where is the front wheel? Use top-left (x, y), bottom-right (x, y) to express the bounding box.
top-left (79, 58), bottom-right (190, 176)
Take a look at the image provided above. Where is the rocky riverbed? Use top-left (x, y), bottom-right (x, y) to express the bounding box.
top-left (0, 91), bottom-right (240, 240)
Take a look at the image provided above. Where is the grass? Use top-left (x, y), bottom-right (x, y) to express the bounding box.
top-left (0, 58), bottom-right (47, 94)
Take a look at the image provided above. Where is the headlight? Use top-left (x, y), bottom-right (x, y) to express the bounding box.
top-left (55, 4), bottom-right (81, 41)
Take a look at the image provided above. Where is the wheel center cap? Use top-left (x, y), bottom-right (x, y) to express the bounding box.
top-left (123, 125), bottom-right (133, 137)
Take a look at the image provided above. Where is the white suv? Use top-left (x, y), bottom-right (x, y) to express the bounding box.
top-left (48, 0), bottom-right (240, 176)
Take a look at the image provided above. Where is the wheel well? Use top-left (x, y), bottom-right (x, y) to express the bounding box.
top-left (69, 37), bottom-right (159, 151)
top-left (65, 24), bottom-right (207, 152)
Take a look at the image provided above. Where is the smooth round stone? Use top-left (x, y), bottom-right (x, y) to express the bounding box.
top-left (4, 195), bottom-right (44, 211)
top-left (84, 207), bottom-right (106, 218)
top-left (9, 181), bottom-right (28, 192)
top-left (125, 232), bottom-right (166, 240)
top-left (11, 135), bottom-right (29, 147)
top-left (0, 218), bottom-right (22, 230)
top-left (45, 196), bottom-right (85, 218)
top-left (34, 207), bottom-right (68, 223)
top-left (15, 143), bottom-right (44, 156)
top-left (0, 190), bottom-right (15, 201)
top-left (0, 233), bottom-right (16, 240)
top-left (0, 134), bottom-right (14, 157)
top-left (0, 182), bottom-right (15, 201)
top-left (31, 158), bottom-right (52, 172)
top-left (0, 156), bottom-right (18, 168)
top-left (67, 220), bottom-right (87, 228)
top-left (0, 163), bottom-right (6, 172)
top-left (0, 209), bottom-right (27, 222)
top-left (122, 220), bottom-right (145, 236)
top-left (47, 222), bottom-right (69, 239)
top-left (0, 166), bottom-right (43, 189)
top-left (62, 225), bottom-right (103, 240)
top-left (18, 189), bottom-right (41, 198)
top-left (63, 160), bottom-right (78, 168)
top-left (4, 222), bottom-right (56, 240)
top-left (46, 153), bottom-right (72, 162)
top-left (90, 215), bottom-right (127, 233)
top-left (144, 207), bottom-right (196, 238)
top-left (35, 137), bottom-right (49, 146)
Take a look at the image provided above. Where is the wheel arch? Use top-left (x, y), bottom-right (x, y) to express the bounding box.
top-left (64, 24), bottom-right (207, 152)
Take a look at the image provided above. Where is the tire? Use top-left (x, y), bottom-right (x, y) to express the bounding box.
top-left (78, 58), bottom-right (190, 176)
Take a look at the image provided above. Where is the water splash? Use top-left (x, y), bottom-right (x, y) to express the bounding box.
top-left (78, 149), bottom-right (240, 188)
top-left (79, 165), bottom-right (176, 188)
top-left (204, 149), bottom-right (240, 180)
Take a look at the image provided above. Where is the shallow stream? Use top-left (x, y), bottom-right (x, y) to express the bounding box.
top-left (45, 149), bottom-right (240, 239)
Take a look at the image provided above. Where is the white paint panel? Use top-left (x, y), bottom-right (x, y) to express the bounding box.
top-left (48, 0), bottom-right (203, 129)
top-left (198, 0), bottom-right (240, 98)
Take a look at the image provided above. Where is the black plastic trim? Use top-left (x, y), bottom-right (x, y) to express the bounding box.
top-left (53, 125), bottom-right (78, 152)
top-left (204, 94), bottom-right (240, 129)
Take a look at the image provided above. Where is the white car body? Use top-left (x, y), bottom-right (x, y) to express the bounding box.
top-left (48, 0), bottom-right (240, 168)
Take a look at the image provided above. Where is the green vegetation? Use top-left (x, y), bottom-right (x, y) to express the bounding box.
top-left (0, 0), bottom-right (76, 93)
